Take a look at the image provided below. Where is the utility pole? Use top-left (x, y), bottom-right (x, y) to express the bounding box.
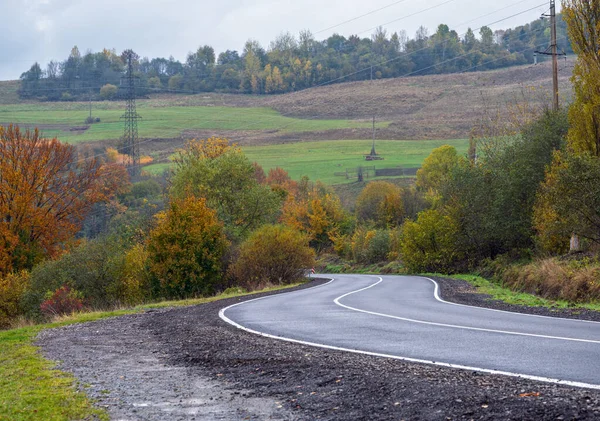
top-left (370, 63), bottom-right (377, 157)
top-left (120, 50), bottom-right (142, 177)
top-left (535, 0), bottom-right (565, 111)
top-left (551, 0), bottom-right (559, 111)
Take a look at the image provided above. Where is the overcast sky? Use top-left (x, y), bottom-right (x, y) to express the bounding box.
top-left (0, 0), bottom-right (555, 81)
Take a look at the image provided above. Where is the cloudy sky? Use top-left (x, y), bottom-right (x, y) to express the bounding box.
top-left (1, 0), bottom-right (554, 81)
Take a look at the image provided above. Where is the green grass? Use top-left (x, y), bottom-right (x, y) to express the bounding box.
top-left (0, 102), bottom-right (383, 143)
top-left (442, 274), bottom-right (600, 311)
top-left (144, 139), bottom-right (470, 183)
top-left (0, 282), bottom-right (303, 421)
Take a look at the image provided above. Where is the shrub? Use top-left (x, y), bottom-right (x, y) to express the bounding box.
top-left (60, 92), bottom-right (73, 101)
top-left (25, 235), bottom-right (139, 315)
top-left (351, 227), bottom-right (391, 264)
top-left (231, 224), bottom-right (315, 289)
top-left (147, 196), bottom-right (229, 298)
top-left (0, 271), bottom-right (30, 329)
top-left (99, 84), bottom-right (118, 100)
top-left (84, 116), bottom-right (100, 124)
top-left (106, 244), bottom-right (150, 306)
top-left (401, 209), bottom-right (462, 273)
top-left (40, 285), bottom-right (84, 318)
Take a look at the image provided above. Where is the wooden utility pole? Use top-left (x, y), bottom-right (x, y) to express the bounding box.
top-left (536, 0), bottom-right (564, 111)
top-left (551, 0), bottom-right (559, 111)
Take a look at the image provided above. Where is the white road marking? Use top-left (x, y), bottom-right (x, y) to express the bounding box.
top-left (423, 276), bottom-right (600, 324)
top-left (219, 275), bottom-right (600, 390)
top-left (334, 276), bottom-right (600, 344)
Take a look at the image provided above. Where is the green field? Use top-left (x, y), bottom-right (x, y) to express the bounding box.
top-left (144, 139), bottom-right (469, 184)
top-left (0, 102), bottom-right (383, 143)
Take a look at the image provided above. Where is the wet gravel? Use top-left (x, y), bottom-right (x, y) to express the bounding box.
top-left (37, 276), bottom-right (600, 420)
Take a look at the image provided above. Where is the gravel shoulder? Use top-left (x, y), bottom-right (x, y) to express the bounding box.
top-left (37, 277), bottom-right (600, 421)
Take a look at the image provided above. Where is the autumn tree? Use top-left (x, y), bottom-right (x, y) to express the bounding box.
top-left (534, 152), bottom-right (600, 253)
top-left (281, 182), bottom-right (347, 251)
top-left (266, 167), bottom-right (298, 198)
top-left (252, 162), bottom-right (267, 184)
top-left (563, 0), bottom-right (600, 156)
top-left (147, 196), bottom-right (229, 298)
top-left (401, 209), bottom-right (462, 273)
top-left (170, 138), bottom-right (281, 241)
top-left (355, 181), bottom-right (404, 228)
top-left (230, 224), bottom-right (315, 289)
top-left (0, 125), bottom-right (126, 275)
top-left (417, 145), bottom-right (463, 192)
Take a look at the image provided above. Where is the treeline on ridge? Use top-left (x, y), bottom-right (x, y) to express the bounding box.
top-left (18, 13), bottom-right (573, 100)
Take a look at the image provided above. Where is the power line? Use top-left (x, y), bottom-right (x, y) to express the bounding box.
top-left (5, 5), bottom-right (557, 170)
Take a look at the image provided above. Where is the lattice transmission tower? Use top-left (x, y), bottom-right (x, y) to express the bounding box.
top-left (120, 49), bottom-right (142, 177)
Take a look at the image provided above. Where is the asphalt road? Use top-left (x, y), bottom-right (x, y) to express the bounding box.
top-left (221, 274), bottom-right (600, 389)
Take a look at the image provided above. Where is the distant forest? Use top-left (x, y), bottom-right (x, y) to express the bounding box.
top-left (18, 14), bottom-right (573, 101)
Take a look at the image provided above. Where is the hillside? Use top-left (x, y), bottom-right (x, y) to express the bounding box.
top-left (1, 60), bottom-right (573, 144)
top-left (168, 59), bottom-right (574, 143)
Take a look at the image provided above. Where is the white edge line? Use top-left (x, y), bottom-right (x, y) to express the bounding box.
top-left (219, 274), bottom-right (600, 391)
top-left (422, 276), bottom-right (600, 325)
top-left (334, 277), bottom-right (600, 344)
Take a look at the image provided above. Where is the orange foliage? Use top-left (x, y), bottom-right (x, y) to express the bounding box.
top-left (266, 167), bottom-right (298, 197)
top-left (252, 162), bottom-right (267, 184)
top-left (281, 184), bottom-right (346, 251)
top-left (0, 125), bottom-right (127, 274)
top-left (105, 147), bottom-right (153, 166)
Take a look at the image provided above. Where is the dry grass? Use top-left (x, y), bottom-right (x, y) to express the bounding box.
top-left (502, 258), bottom-right (600, 303)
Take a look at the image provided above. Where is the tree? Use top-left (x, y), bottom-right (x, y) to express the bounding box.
top-left (170, 138), bottom-right (281, 240)
top-left (355, 181), bottom-right (404, 228)
top-left (230, 224), bottom-right (315, 289)
top-left (534, 152), bottom-right (600, 253)
top-left (0, 125), bottom-right (126, 275)
top-left (99, 83), bottom-right (118, 100)
top-left (416, 145), bottom-right (464, 204)
top-left (281, 182), bottom-right (347, 251)
top-left (147, 196), bottom-right (228, 298)
top-left (401, 209), bottom-right (461, 273)
top-left (563, 1), bottom-right (600, 157)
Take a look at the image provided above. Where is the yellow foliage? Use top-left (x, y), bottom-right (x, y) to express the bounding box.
top-left (281, 185), bottom-right (346, 251)
top-left (563, 1), bottom-right (600, 157)
top-left (174, 137), bottom-right (239, 166)
top-left (147, 196), bottom-right (229, 298)
top-left (355, 181), bottom-right (404, 228)
top-left (0, 271), bottom-right (30, 329)
top-left (230, 224), bottom-right (315, 289)
top-left (401, 209), bottom-right (461, 273)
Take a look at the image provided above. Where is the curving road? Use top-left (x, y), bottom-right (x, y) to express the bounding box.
top-left (220, 274), bottom-right (600, 389)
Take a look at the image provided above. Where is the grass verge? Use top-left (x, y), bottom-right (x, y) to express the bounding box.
top-left (434, 274), bottom-right (600, 312)
top-left (317, 257), bottom-right (600, 312)
top-left (0, 282), bottom-right (304, 421)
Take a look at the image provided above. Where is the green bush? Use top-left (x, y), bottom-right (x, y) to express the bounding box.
top-left (401, 209), bottom-right (462, 273)
top-left (231, 224), bottom-right (315, 289)
top-left (24, 235), bottom-right (148, 317)
top-left (99, 84), bottom-right (118, 100)
top-left (351, 227), bottom-right (391, 264)
top-left (147, 196), bottom-right (229, 299)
